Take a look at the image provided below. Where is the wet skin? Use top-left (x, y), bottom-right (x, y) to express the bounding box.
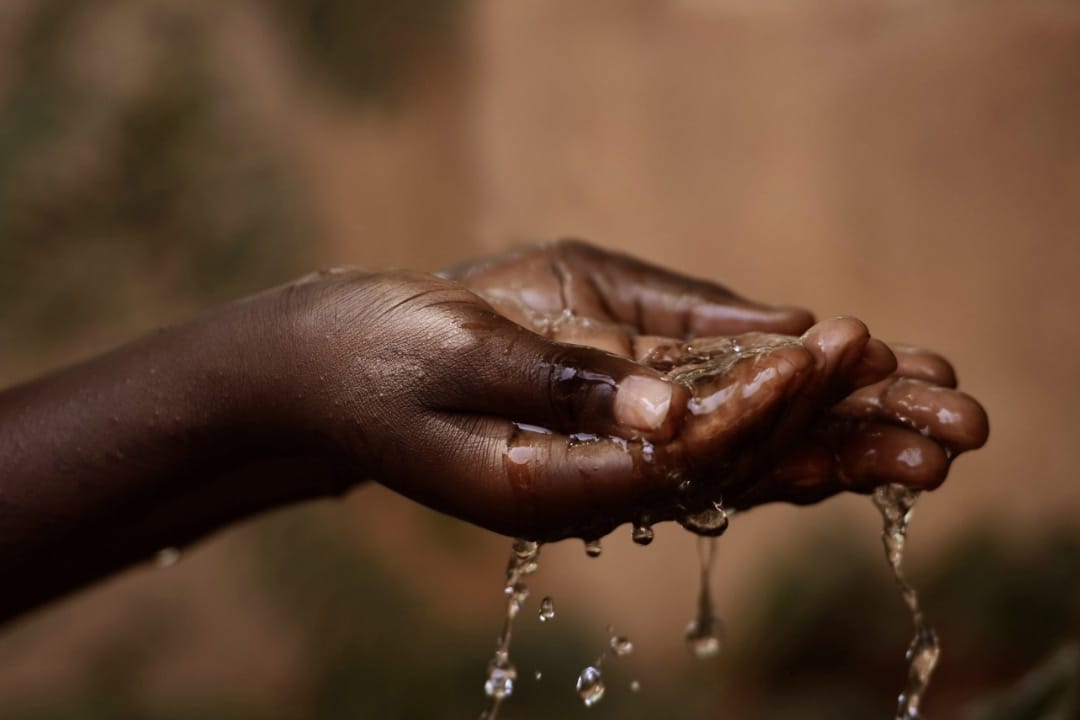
top-left (0, 240), bottom-right (988, 621)
top-left (449, 241), bottom-right (987, 537)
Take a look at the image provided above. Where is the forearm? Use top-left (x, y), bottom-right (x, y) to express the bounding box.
top-left (0, 290), bottom-right (350, 622)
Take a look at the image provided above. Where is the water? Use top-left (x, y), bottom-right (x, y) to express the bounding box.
top-left (584, 539), bottom-right (603, 558)
top-left (631, 522), bottom-right (655, 546)
top-left (629, 680), bottom-right (641, 693)
top-left (610, 635), bottom-right (634, 656)
top-left (576, 665), bottom-right (605, 707)
top-left (539, 596), bottom-right (555, 622)
top-left (573, 626), bottom-right (635, 708)
top-left (153, 547), bottom-right (181, 568)
top-left (481, 539), bottom-right (541, 720)
top-left (484, 654), bottom-right (516, 701)
top-left (678, 501), bottom-right (730, 537)
top-left (873, 484), bottom-right (940, 720)
top-left (685, 536), bottom-right (723, 659)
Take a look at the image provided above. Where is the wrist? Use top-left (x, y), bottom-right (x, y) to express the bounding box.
top-left (235, 274), bottom-right (377, 485)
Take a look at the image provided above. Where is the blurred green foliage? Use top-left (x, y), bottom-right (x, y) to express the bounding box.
top-left (267, 0), bottom-right (464, 104)
top-left (0, 0), bottom-right (307, 365)
top-left (964, 644), bottom-right (1079, 720)
top-left (718, 523), bottom-right (1080, 720)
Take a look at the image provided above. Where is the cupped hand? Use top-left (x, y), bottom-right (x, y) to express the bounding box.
top-left (449, 241), bottom-right (986, 521)
top-left (758, 344), bottom-right (989, 506)
top-left (635, 331), bottom-right (989, 513)
top-left (280, 241), bottom-right (824, 539)
top-left (283, 240), bottom-right (986, 541)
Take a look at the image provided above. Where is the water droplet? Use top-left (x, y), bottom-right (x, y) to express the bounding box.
top-left (512, 539), bottom-right (540, 562)
top-left (684, 620), bottom-right (722, 659)
top-left (576, 665), bottom-right (605, 707)
top-left (629, 680), bottom-right (641, 693)
top-left (538, 596), bottom-right (555, 622)
top-left (506, 583), bottom-right (528, 618)
top-left (484, 659), bottom-right (517, 700)
top-left (631, 522), bottom-right (654, 546)
top-left (568, 432), bottom-right (601, 446)
top-left (685, 536), bottom-right (724, 659)
top-left (153, 547), bottom-right (181, 568)
top-left (609, 635), bottom-right (634, 656)
top-left (534, 671), bottom-right (543, 681)
top-left (584, 539), bottom-right (603, 558)
top-left (677, 501), bottom-right (729, 537)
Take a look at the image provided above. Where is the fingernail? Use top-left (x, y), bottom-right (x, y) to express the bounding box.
top-left (615, 375), bottom-right (673, 433)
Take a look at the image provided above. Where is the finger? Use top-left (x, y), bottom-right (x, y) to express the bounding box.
top-left (890, 344), bottom-right (958, 388)
top-left (382, 414), bottom-right (664, 540)
top-left (754, 443), bottom-right (840, 507)
top-left (642, 318), bottom-right (876, 471)
top-left (663, 338), bottom-right (815, 457)
top-left (435, 308), bottom-right (688, 442)
top-left (853, 338), bottom-right (898, 388)
top-left (832, 377), bottom-right (989, 451)
top-left (833, 423), bottom-right (950, 491)
top-left (557, 240), bottom-right (816, 337)
top-left (799, 316), bottom-right (882, 403)
top-left (748, 422), bottom-right (952, 507)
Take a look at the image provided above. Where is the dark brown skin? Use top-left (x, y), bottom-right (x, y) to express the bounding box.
top-left (0, 239), bottom-right (988, 623)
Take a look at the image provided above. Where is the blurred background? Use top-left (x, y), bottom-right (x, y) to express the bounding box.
top-left (2, 0), bottom-right (1079, 717)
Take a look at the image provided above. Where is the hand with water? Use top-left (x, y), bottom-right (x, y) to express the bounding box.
top-left (634, 330), bottom-right (988, 513)
top-left (445, 240), bottom-right (987, 530)
top-left (0, 239), bottom-right (987, 621)
top-left (278, 241), bottom-right (825, 539)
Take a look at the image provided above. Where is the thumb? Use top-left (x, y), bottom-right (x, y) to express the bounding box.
top-left (437, 318), bottom-right (688, 442)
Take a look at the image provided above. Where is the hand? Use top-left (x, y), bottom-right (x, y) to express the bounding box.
top-left (635, 331), bottom-right (989, 513)
top-left (282, 240), bottom-right (827, 539)
top-left (442, 240), bottom-right (987, 523)
top-left (761, 343), bottom-right (989, 506)
top-left (0, 239), bottom-right (988, 621)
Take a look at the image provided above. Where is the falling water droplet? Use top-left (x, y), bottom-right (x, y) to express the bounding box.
top-left (873, 483), bottom-right (940, 720)
top-left (538, 596), bottom-right (555, 622)
top-left (534, 670), bottom-right (543, 681)
top-left (631, 522), bottom-right (654, 546)
top-left (685, 536), bottom-right (723, 659)
top-left (584, 539), bottom-right (603, 558)
top-left (685, 620), bottom-right (722, 659)
top-left (677, 501), bottom-right (729, 537)
top-left (610, 635), bottom-right (634, 656)
top-left (506, 582), bottom-right (529, 619)
top-left (576, 665), bottom-right (605, 707)
top-left (153, 547), bottom-right (181, 568)
top-left (484, 657), bottom-right (517, 700)
top-left (629, 680), bottom-right (641, 693)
